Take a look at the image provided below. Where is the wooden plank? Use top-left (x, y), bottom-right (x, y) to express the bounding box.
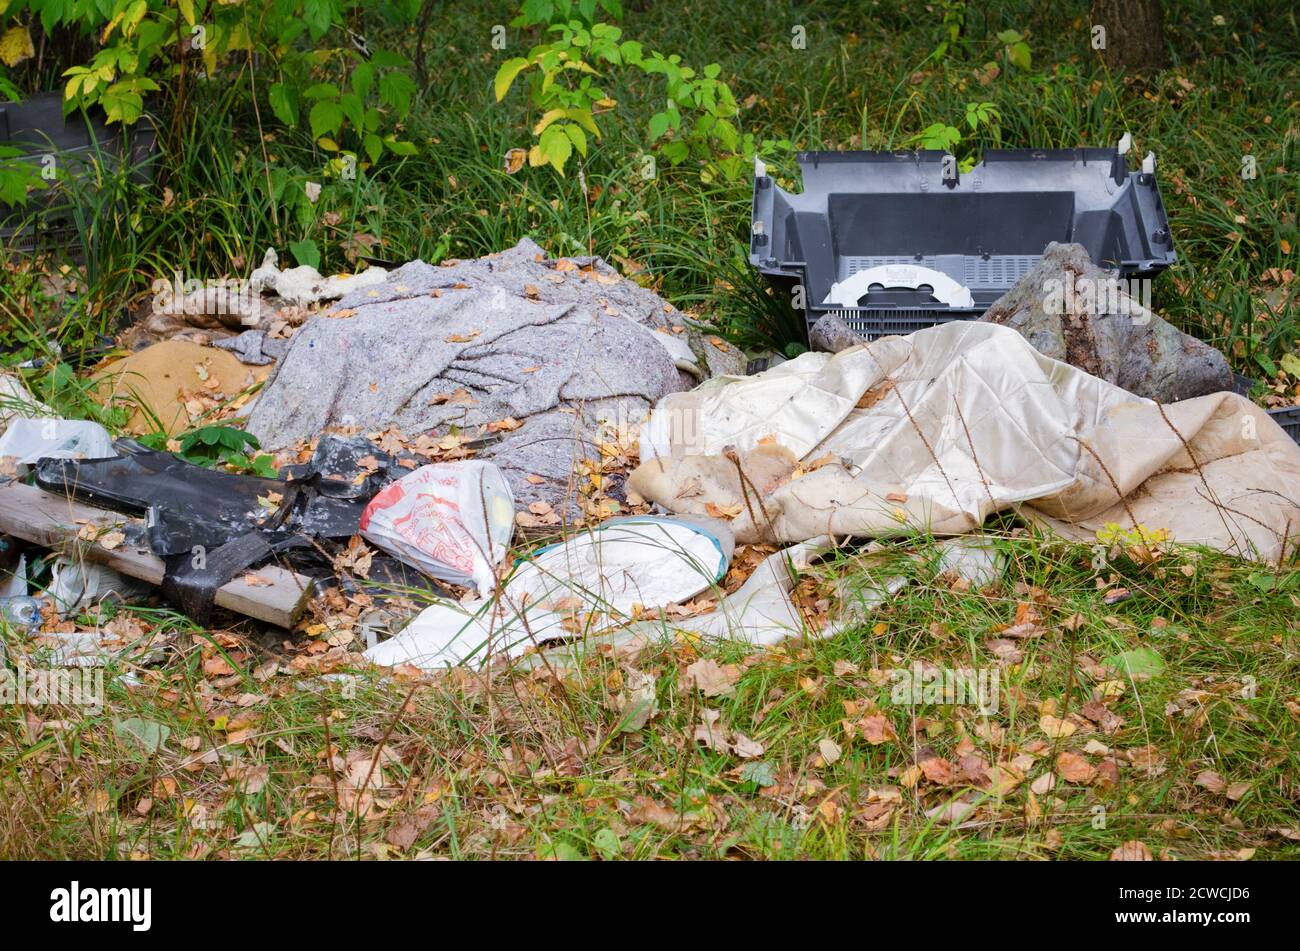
top-left (0, 481), bottom-right (314, 628)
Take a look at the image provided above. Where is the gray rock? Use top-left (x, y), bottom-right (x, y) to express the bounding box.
top-left (246, 239), bottom-right (694, 517)
top-left (809, 312), bottom-right (866, 353)
top-left (978, 242), bottom-right (1232, 402)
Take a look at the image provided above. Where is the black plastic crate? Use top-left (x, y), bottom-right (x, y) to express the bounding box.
top-left (0, 91), bottom-right (157, 251)
top-left (1267, 406), bottom-right (1300, 445)
top-left (750, 148), bottom-right (1177, 342)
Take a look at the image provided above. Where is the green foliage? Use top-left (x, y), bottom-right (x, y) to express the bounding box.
top-left (494, 16), bottom-right (760, 180)
top-left (140, 424), bottom-right (277, 477)
top-left (905, 101), bottom-right (1000, 172)
top-left (512, 0), bottom-right (624, 28)
top-left (0, 0), bottom-right (421, 204)
top-left (931, 1), bottom-right (970, 61)
top-left (996, 29), bottom-right (1033, 71)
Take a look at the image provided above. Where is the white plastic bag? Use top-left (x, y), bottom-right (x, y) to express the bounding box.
top-left (359, 461), bottom-right (514, 596)
top-left (0, 418), bottom-right (115, 470)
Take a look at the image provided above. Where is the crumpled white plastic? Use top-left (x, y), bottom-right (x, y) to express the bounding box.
top-left (364, 516), bottom-right (730, 670)
top-left (631, 321), bottom-right (1300, 563)
top-left (0, 418), bottom-right (115, 471)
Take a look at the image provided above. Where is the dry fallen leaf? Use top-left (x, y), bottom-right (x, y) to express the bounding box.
top-left (503, 148), bottom-right (527, 174)
top-left (99, 530), bottom-right (126, 551)
top-left (1056, 751), bottom-right (1097, 784)
top-left (817, 738), bottom-right (842, 766)
top-left (683, 658), bottom-right (741, 698)
top-left (1039, 714), bottom-right (1078, 739)
top-left (705, 501), bottom-right (744, 520)
top-left (1110, 840), bottom-right (1154, 861)
top-left (1194, 769), bottom-right (1227, 794)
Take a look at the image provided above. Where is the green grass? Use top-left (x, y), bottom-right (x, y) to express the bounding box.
top-left (0, 0), bottom-right (1297, 860)
top-left (3, 1), bottom-right (1296, 370)
top-left (2, 533), bottom-right (1296, 860)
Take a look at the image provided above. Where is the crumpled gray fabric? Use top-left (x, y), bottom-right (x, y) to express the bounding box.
top-left (213, 329), bottom-right (290, 366)
top-left (246, 238), bottom-right (695, 516)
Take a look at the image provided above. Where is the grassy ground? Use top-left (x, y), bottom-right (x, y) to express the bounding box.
top-left (0, 1), bottom-right (1298, 859)
top-left (3, 531), bottom-right (1298, 860)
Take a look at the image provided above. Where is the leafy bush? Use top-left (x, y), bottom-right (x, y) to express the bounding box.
top-left (494, 15), bottom-right (776, 181)
top-left (140, 424), bottom-right (277, 477)
top-left (0, 0), bottom-right (422, 206)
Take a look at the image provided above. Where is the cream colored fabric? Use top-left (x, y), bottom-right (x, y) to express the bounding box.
top-left (630, 322), bottom-right (1300, 562)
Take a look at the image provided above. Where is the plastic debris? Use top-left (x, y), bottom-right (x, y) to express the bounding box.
top-left (631, 320), bottom-right (1300, 563)
top-left (249, 247), bottom-right (389, 306)
top-left (0, 418), bottom-right (114, 471)
top-left (0, 595), bottom-right (42, 632)
top-left (48, 558), bottom-right (151, 615)
top-left (32, 436), bottom-right (432, 623)
top-left (360, 461), bottom-right (515, 598)
top-left (750, 147), bottom-right (1177, 341)
top-left (0, 372), bottom-right (52, 428)
top-left (364, 516), bottom-right (732, 670)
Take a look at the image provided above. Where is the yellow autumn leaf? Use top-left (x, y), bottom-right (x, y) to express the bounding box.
top-left (0, 25), bottom-right (35, 68)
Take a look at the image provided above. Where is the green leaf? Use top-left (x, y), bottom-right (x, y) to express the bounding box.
top-left (309, 100), bottom-right (343, 139)
top-left (538, 123), bottom-right (572, 173)
top-left (289, 238), bottom-right (321, 269)
top-left (647, 111), bottom-right (670, 141)
top-left (1104, 647), bottom-right (1164, 679)
top-left (563, 123), bottom-right (588, 156)
top-left (494, 57), bottom-right (530, 102)
top-left (303, 82), bottom-right (341, 100)
top-left (592, 828), bottom-right (620, 860)
top-left (1280, 352), bottom-right (1300, 378)
top-left (302, 0), bottom-right (335, 39)
top-left (268, 82), bottom-right (297, 127)
top-left (383, 136), bottom-right (417, 156)
top-left (378, 71), bottom-right (416, 115)
top-left (350, 61), bottom-right (374, 100)
top-left (113, 717), bottom-right (170, 754)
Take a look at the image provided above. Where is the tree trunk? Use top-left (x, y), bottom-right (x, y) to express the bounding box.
top-left (1091, 0), bottom-right (1167, 73)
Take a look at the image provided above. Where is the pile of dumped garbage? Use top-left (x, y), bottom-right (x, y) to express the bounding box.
top-left (2, 218), bottom-right (1298, 674)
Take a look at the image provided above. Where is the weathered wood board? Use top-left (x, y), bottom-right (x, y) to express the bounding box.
top-left (0, 481), bottom-right (313, 627)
